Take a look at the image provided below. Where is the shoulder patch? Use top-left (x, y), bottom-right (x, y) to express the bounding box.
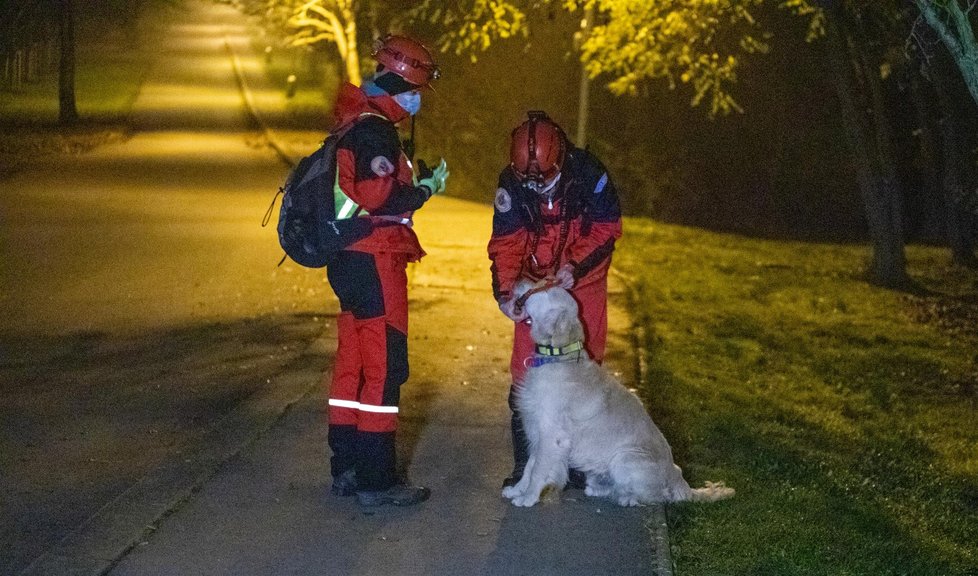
top-left (494, 188), bottom-right (512, 213)
top-left (594, 172), bottom-right (608, 194)
top-left (370, 155), bottom-right (395, 177)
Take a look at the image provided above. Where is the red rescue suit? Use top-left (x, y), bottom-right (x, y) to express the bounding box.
top-left (488, 147), bottom-right (623, 385)
top-left (325, 83), bottom-right (432, 492)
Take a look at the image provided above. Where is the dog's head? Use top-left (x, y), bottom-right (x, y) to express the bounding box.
top-left (515, 282), bottom-right (585, 348)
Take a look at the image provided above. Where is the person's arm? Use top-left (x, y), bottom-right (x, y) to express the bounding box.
top-left (335, 120), bottom-right (432, 215)
top-left (488, 176), bottom-right (528, 302)
top-left (565, 153), bottom-right (623, 279)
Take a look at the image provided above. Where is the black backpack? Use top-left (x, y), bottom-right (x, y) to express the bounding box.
top-left (263, 131), bottom-right (373, 268)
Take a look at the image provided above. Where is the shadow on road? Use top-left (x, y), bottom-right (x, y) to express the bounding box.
top-left (0, 313), bottom-right (331, 575)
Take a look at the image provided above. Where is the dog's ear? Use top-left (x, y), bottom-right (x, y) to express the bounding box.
top-left (551, 309), bottom-right (583, 347)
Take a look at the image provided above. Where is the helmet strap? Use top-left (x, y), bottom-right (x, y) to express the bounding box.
top-left (526, 114), bottom-right (540, 182)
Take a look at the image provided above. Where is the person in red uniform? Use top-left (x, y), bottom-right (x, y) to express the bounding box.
top-left (325, 35), bottom-right (448, 507)
top-left (488, 111), bottom-right (623, 488)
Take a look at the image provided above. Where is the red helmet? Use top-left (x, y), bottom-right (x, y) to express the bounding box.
top-left (510, 111), bottom-right (567, 188)
top-left (372, 35), bottom-right (440, 87)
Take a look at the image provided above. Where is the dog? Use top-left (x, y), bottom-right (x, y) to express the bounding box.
top-left (501, 282), bottom-right (735, 507)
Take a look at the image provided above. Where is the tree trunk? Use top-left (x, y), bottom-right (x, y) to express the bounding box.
top-left (858, 42), bottom-right (909, 285)
top-left (908, 60), bottom-right (944, 241)
top-left (936, 115), bottom-right (977, 266)
top-left (931, 60), bottom-right (978, 266)
top-left (821, 3), bottom-right (909, 287)
top-left (340, 2), bottom-right (360, 86)
top-left (58, 0), bottom-right (78, 124)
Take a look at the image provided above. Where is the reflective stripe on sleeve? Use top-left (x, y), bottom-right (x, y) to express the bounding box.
top-left (328, 398), bottom-right (399, 414)
top-left (336, 197), bottom-right (359, 219)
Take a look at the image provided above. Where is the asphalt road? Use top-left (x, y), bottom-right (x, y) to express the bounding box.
top-left (0, 2), bottom-right (664, 575)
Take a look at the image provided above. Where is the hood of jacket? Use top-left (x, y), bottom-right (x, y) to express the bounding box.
top-left (332, 82), bottom-right (409, 131)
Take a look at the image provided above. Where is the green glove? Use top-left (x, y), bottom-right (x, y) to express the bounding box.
top-left (417, 158), bottom-right (449, 196)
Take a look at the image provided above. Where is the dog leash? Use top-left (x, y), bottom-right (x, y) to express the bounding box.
top-left (514, 278), bottom-right (556, 313)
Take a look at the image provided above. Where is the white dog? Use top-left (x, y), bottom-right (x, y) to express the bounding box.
top-left (501, 283), bottom-right (735, 507)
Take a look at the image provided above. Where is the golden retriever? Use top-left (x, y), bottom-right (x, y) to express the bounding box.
top-left (501, 283), bottom-right (735, 507)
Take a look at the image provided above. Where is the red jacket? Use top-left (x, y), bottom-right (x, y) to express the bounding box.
top-left (488, 147), bottom-right (623, 301)
top-left (331, 83), bottom-right (430, 262)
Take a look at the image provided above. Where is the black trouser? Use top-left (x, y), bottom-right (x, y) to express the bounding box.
top-left (508, 388), bottom-right (529, 478)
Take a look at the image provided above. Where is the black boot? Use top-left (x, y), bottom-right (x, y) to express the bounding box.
top-left (356, 483), bottom-right (431, 507)
top-left (330, 468), bottom-right (357, 496)
top-left (328, 424), bottom-right (357, 496)
top-left (502, 391), bottom-right (529, 489)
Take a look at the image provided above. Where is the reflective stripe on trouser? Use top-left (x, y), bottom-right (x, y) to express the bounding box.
top-left (324, 250), bottom-right (410, 491)
top-left (509, 276), bottom-right (608, 386)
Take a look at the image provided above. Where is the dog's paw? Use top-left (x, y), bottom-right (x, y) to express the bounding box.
top-left (511, 494), bottom-right (540, 507)
top-left (501, 485), bottom-right (520, 499)
top-left (617, 495), bottom-right (643, 507)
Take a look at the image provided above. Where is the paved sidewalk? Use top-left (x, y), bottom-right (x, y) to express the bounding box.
top-left (101, 185), bottom-right (660, 575)
top-left (105, 193), bottom-right (660, 575)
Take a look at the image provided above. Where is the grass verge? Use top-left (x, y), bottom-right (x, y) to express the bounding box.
top-left (0, 4), bottom-right (175, 177)
top-left (614, 219), bottom-right (978, 575)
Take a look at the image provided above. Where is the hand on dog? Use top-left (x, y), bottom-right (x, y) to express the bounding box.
top-left (554, 264), bottom-right (576, 289)
top-left (499, 296), bottom-right (529, 322)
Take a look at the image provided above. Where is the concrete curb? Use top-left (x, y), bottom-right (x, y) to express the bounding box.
top-left (223, 34), bottom-right (297, 169)
top-left (610, 268), bottom-right (675, 576)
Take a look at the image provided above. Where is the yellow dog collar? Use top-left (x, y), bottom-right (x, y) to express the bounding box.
top-left (534, 341), bottom-right (584, 357)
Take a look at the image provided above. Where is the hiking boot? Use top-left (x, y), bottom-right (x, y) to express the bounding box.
top-left (356, 483), bottom-right (431, 507)
top-left (330, 469), bottom-right (357, 497)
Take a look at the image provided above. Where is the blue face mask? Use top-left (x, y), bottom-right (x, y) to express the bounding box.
top-left (393, 91), bottom-right (421, 116)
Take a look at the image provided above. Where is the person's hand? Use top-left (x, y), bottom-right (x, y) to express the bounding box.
top-left (417, 158), bottom-right (449, 196)
top-left (499, 296), bottom-right (528, 322)
top-left (554, 263), bottom-right (576, 289)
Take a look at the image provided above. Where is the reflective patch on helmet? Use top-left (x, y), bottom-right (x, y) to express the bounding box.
top-left (370, 156), bottom-right (395, 177)
top-left (594, 173), bottom-right (608, 194)
top-left (494, 188), bottom-right (512, 213)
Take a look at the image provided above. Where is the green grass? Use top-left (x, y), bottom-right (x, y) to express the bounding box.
top-left (0, 52), bottom-right (146, 176)
top-left (0, 41), bottom-right (149, 152)
top-left (0, 7), bottom-right (174, 176)
top-left (0, 23), bottom-right (161, 124)
top-left (613, 219), bottom-right (978, 575)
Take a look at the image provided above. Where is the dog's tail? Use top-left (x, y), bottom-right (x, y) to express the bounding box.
top-left (688, 481), bottom-right (736, 502)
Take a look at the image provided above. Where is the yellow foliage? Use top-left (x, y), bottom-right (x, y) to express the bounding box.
top-left (414, 0), bottom-right (824, 116)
